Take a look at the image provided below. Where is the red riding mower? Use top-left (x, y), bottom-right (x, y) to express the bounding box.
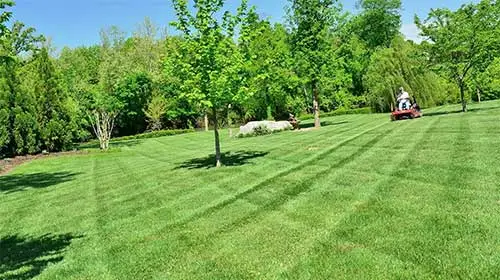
top-left (391, 99), bottom-right (422, 121)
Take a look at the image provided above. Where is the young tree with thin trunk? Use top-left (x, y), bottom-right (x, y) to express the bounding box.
top-left (84, 27), bottom-right (126, 150)
top-left (88, 94), bottom-right (121, 150)
top-left (144, 93), bottom-right (167, 131)
top-left (170, 0), bottom-right (249, 167)
top-left (288, 0), bottom-right (343, 128)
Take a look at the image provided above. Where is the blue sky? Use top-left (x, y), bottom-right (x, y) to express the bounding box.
top-left (11, 0), bottom-right (477, 48)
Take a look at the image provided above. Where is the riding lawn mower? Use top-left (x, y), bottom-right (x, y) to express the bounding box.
top-left (391, 99), bottom-right (422, 121)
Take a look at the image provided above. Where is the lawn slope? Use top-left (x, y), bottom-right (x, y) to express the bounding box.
top-left (1, 101), bottom-right (500, 279)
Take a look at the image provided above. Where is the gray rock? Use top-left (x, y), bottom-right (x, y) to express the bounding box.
top-left (239, 121), bottom-right (292, 136)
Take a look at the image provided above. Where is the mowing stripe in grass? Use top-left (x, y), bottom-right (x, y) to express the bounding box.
top-left (197, 121), bottom-right (409, 240)
top-left (166, 121), bottom-right (392, 228)
top-left (108, 116), bottom-right (385, 226)
top-left (2, 101), bottom-right (500, 279)
top-left (282, 117), bottom-right (441, 279)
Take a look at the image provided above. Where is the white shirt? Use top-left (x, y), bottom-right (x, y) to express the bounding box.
top-left (398, 91), bottom-right (410, 101)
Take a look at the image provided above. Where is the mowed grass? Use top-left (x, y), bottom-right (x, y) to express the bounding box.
top-left (1, 101), bottom-right (500, 279)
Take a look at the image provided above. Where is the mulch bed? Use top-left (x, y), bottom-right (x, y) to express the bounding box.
top-left (0, 151), bottom-right (89, 176)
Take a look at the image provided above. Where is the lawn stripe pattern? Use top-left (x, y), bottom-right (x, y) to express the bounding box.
top-left (1, 101), bottom-right (500, 279)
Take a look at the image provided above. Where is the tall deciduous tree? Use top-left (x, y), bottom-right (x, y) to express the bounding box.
top-left (355, 0), bottom-right (402, 49)
top-left (240, 8), bottom-right (299, 121)
top-left (416, 0), bottom-right (500, 112)
top-left (170, 0), bottom-right (249, 167)
top-left (288, 0), bottom-right (343, 128)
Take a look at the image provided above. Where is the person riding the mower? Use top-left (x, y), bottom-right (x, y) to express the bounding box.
top-left (397, 87), bottom-right (411, 111)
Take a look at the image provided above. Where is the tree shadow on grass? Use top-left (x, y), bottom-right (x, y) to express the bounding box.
top-left (0, 233), bottom-right (81, 280)
top-left (425, 106), bottom-right (500, 117)
top-left (0, 172), bottom-right (80, 194)
top-left (300, 120), bottom-right (349, 129)
top-left (175, 151), bottom-right (269, 170)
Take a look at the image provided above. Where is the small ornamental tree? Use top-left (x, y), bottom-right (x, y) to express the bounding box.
top-left (170, 0), bottom-right (249, 167)
top-left (87, 91), bottom-right (122, 150)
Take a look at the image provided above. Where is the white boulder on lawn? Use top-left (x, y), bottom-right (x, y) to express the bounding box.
top-left (239, 121), bottom-right (292, 136)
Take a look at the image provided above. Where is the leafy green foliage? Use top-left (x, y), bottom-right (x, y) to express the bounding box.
top-left (30, 48), bottom-right (77, 151)
top-left (355, 0), bottom-right (402, 49)
top-left (475, 58), bottom-right (500, 101)
top-left (240, 14), bottom-right (300, 121)
top-left (299, 106), bottom-right (372, 120)
top-left (114, 73), bottom-right (153, 136)
top-left (364, 37), bottom-right (456, 112)
top-left (416, 0), bottom-right (500, 112)
top-left (82, 128), bottom-right (194, 146)
top-left (252, 124), bottom-right (273, 136)
top-left (170, 0), bottom-right (250, 167)
top-left (288, 0), bottom-right (343, 128)
top-left (1, 0), bottom-right (499, 158)
top-left (144, 93), bottom-right (168, 131)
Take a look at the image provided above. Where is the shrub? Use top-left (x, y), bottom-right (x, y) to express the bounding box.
top-left (81, 128), bottom-right (195, 147)
top-left (299, 107), bottom-right (372, 120)
top-left (113, 128), bottom-right (195, 141)
top-left (236, 125), bottom-right (291, 138)
top-left (252, 125), bottom-right (273, 136)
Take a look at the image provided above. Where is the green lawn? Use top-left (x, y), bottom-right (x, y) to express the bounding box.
top-left (1, 101), bottom-right (500, 279)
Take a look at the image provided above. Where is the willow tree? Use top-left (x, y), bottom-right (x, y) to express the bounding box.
top-left (288, 0), bottom-right (343, 128)
top-left (170, 0), bottom-right (249, 167)
top-left (364, 37), bottom-right (451, 112)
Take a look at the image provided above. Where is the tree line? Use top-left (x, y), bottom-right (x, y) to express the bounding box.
top-left (0, 0), bottom-right (499, 160)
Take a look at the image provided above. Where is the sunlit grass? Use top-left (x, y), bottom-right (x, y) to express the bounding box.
top-left (1, 101), bottom-right (500, 279)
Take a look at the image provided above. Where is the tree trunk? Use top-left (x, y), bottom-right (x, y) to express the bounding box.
top-left (90, 110), bottom-right (116, 151)
top-left (228, 104), bottom-right (233, 138)
top-left (312, 82), bottom-right (321, 128)
top-left (477, 88), bottom-right (481, 103)
top-left (204, 113), bottom-right (209, 132)
top-left (266, 105), bottom-right (273, 121)
top-left (459, 80), bottom-right (467, 112)
top-left (213, 108), bottom-right (222, 168)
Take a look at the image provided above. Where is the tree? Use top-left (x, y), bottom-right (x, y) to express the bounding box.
top-left (288, 0), bottom-right (343, 128)
top-left (114, 73), bottom-right (153, 136)
top-left (162, 36), bottom-right (202, 129)
top-left (416, 0), bottom-right (500, 112)
top-left (87, 92), bottom-right (122, 150)
top-left (171, 0), bottom-right (249, 167)
top-left (336, 32), bottom-right (370, 97)
top-left (28, 48), bottom-right (77, 151)
top-left (355, 0), bottom-right (402, 49)
top-left (81, 27), bottom-right (128, 150)
top-left (239, 9), bottom-right (299, 121)
top-left (144, 93), bottom-right (168, 131)
top-left (57, 46), bottom-right (101, 143)
top-left (0, 1), bottom-right (44, 157)
top-left (364, 37), bottom-right (454, 112)
top-left (474, 58), bottom-right (500, 101)
top-left (128, 17), bottom-right (164, 78)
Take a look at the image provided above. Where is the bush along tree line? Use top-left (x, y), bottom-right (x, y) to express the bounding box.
top-left (0, 0), bottom-right (499, 160)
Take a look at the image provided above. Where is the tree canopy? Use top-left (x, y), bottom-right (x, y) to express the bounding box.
top-left (0, 0), bottom-right (498, 162)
